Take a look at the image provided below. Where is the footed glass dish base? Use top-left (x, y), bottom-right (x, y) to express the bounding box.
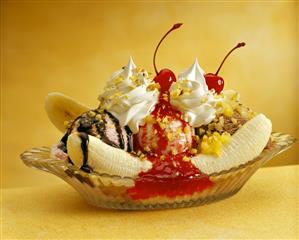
top-left (20, 133), bottom-right (296, 210)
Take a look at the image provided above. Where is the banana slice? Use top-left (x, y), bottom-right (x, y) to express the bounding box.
top-left (191, 114), bottom-right (272, 175)
top-left (67, 133), bottom-right (152, 178)
top-left (45, 92), bottom-right (89, 132)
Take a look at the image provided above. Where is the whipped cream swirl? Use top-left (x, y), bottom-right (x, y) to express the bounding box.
top-left (170, 59), bottom-right (216, 127)
top-left (98, 57), bottom-right (159, 133)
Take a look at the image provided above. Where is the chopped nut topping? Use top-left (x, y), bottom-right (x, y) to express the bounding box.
top-left (176, 128), bottom-right (182, 135)
top-left (144, 115), bottom-right (156, 124)
top-left (95, 114), bottom-right (102, 121)
top-left (170, 89), bottom-right (182, 97)
top-left (167, 132), bottom-right (174, 141)
top-left (113, 76), bottom-right (124, 85)
top-left (144, 146), bottom-right (151, 152)
top-left (158, 121), bottom-right (166, 129)
top-left (190, 148), bottom-right (198, 155)
top-left (88, 111), bottom-right (96, 117)
top-left (231, 118), bottom-right (238, 125)
top-left (171, 148), bottom-right (178, 155)
top-left (152, 142), bottom-right (158, 149)
top-left (183, 126), bottom-right (190, 134)
top-left (147, 83), bottom-right (160, 91)
top-left (162, 116), bottom-right (169, 124)
top-left (162, 93), bottom-right (169, 101)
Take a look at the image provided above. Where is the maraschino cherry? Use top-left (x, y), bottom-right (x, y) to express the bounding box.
top-left (205, 42), bottom-right (246, 94)
top-left (153, 23), bottom-right (183, 93)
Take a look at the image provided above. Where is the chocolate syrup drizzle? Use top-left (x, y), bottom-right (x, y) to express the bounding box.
top-left (78, 132), bottom-right (92, 173)
top-left (125, 126), bottom-right (133, 152)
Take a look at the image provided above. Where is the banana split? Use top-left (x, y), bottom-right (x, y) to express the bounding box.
top-left (47, 23), bottom-right (272, 201)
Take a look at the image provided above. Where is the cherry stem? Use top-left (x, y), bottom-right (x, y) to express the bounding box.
top-left (215, 42), bottom-right (246, 75)
top-left (153, 23), bottom-right (183, 75)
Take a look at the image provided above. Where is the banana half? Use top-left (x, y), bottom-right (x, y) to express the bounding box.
top-left (67, 133), bottom-right (152, 178)
top-left (45, 92), bottom-right (89, 132)
top-left (191, 114), bottom-right (272, 174)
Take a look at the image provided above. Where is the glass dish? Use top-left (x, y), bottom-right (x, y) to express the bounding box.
top-left (20, 132), bottom-right (296, 210)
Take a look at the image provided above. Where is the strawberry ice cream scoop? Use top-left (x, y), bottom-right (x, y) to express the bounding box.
top-left (135, 99), bottom-right (193, 155)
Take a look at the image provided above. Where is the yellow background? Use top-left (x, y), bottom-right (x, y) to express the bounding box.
top-left (2, 1), bottom-right (298, 188)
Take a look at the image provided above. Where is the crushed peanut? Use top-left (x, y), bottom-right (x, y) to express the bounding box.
top-left (190, 148), bottom-right (198, 155)
top-left (167, 132), bottom-right (174, 141)
top-left (231, 118), bottom-right (238, 125)
top-left (95, 114), bottom-right (102, 121)
top-left (171, 148), bottom-right (178, 155)
top-left (88, 111), bottom-right (96, 117)
top-left (183, 126), bottom-right (190, 134)
top-left (147, 82), bottom-right (160, 91)
top-left (113, 76), bottom-right (124, 85)
top-left (144, 146), bottom-right (151, 152)
top-left (144, 115), bottom-right (155, 124)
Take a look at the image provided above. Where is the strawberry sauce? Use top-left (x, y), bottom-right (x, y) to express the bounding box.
top-left (127, 98), bottom-right (213, 200)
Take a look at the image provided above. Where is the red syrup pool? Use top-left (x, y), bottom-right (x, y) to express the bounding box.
top-left (127, 98), bottom-right (214, 200)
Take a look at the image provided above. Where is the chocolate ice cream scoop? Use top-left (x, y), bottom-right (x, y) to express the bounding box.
top-left (60, 110), bottom-right (133, 153)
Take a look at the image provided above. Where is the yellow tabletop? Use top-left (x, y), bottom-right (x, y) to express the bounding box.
top-left (2, 165), bottom-right (299, 239)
